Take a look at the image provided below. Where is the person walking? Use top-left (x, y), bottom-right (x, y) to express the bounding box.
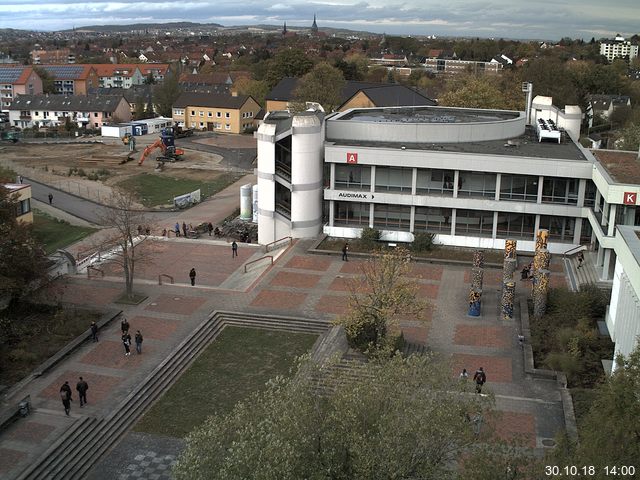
top-left (120, 317), bottom-right (129, 335)
top-left (76, 377), bottom-right (89, 407)
top-left (577, 251), bottom-right (584, 269)
top-left (342, 242), bottom-right (349, 261)
top-left (135, 330), bottom-right (143, 354)
top-left (122, 332), bottom-right (132, 356)
top-left (60, 381), bottom-right (72, 416)
top-left (459, 368), bottom-right (469, 380)
top-left (90, 321), bottom-right (99, 342)
top-left (207, 222), bottom-right (213, 236)
top-left (231, 241), bottom-right (238, 258)
top-left (48, 193), bottom-right (53, 205)
top-left (473, 367), bottom-right (487, 394)
top-left (174, 222), bottom-right (181, 237)
top-left (182, 222), bottom-right (188, 238)
top-left (189, 267), bottom-right (196, 286)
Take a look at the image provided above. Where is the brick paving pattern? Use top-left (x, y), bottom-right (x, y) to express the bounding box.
top-left (269, 271), bottom-right (322, 289)
top-left (451, 354), bottom-right (513, 383)
top-left (0, 448), bottom-right (26, 475)
top-left (486, 411), bottom-right (537, 448)
top-left (144, 294), bottom-right (207, 316)
top-left (39, 370), bottom-right (123, 405)
top-left (123, 316), bottom-right (180, 340)
top-left (313, 294), bottom-right (350, 315)
top-left (454, 325), bottom-right (511, 348)
top-left (285, 255), bottom-right (332, 271)
top-left (250, 290), bottom-right (307, 310)
top-left (80, 341), bottom-right (153, 368)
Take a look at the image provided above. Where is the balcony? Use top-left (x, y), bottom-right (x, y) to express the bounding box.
top-left (19, 115), bottom-right (31, 120)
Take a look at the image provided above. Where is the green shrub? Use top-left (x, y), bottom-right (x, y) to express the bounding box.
top-left (77, 168), bottom-right (86, 177)
top-left (359, 227), bottom-right (381, 250)
top-left (96, 168), bottom-right (110, 177)
top-left (87, 173), bottom-right (99, 181)
top-left (412, 232), bottom-right (436, 253)
top-left (8, 349), bottom-right (38, 363)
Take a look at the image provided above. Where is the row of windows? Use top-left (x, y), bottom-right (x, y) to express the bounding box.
top-left (333, 202), bottom-right (579, 242)
top-left (334, 165), bottom-right (583, 205)
top-left (191, 122), bottom-right (232, 130)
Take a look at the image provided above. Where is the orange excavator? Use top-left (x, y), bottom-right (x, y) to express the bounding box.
top-left (138, 139), bottom-right (184, 167)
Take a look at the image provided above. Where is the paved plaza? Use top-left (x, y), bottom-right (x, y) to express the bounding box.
top-left (0, 227), bottom-right (570, 477)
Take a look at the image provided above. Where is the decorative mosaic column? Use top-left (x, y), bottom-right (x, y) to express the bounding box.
top-left (504, 239), bottom-right (517, 260)
top-left (473, 250), bottom-right (485, 268)
top-left (535, 229), bottom-right (549, 252)
top-left (468, 289), bottom-right (482, 317)
top-left (471, 267), bottom-right (484, 292)
top-left (503, 258), bottom-right (517, 283)
top-left (501, 281), bottom-right (515, 320)
top-left (532, 269), bottom-right (550, 318)
top-left (533, 248), bottom-right (551, 273)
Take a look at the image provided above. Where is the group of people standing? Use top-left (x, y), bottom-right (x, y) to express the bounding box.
top-left (121, 317), bottom-right (143, 356)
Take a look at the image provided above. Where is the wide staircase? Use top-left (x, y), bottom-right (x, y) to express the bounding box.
top-left (15, 311), bottom-right (329, 480)
top-left (563, 248), bottom-right (610, 292)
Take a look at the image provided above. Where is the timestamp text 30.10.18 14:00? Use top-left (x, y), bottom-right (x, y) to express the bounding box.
top-left (545, 466), bottom-right (636, 476)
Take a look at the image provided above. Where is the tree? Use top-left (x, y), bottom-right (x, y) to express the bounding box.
top-left (617, 122), bottom-right (640, 151)
top-left (33, 66), bottom-right (56, 94)
top-left (134, 100), bottom-right (146, 120)
top-left (234, 78), bottom-right (269, 107)
top-left (96, 191), bottom-right (153, 299)
top-left (143, 72), bottom-right (156, 85)
top-left (0, 186), bottom-right (49, 304)
top-left (551, 344), bottom-right (640, 476)
top-left (334, 247), bottom-right (427, 355)
top-left (173, 354), bottom-right (491, 480)
top-left (153, 69), bottom-right (182, 117)
top-left (264, 48), bottom-right (314, 88)
top-left (439, 74), bottom-right (523, 110)
top-left (293, 62), bottom-right (346, 112)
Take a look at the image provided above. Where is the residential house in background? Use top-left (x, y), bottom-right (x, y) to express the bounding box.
top-left (0, 65), bottom-right (43, 111)
top-left (587, 94), bottom-right (632, 127)
top-left (172, 92), bottom-right (260, 133)
top-left (3, 183), bottom-right (33, 224)
top-left (8, 94), bottom-right (131, 129)
top-left (421, 51), bottom-right (504, 75)
top-left (37, 65), bottom-right (98, 95)
top-left (30, 48), bottom-right (76, 64)
top-left (265, 78), bottom-right (436, 112)
top-left (599, 35), bottom-right (639, 62)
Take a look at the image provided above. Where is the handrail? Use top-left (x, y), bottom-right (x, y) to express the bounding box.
top-left (563, 245), bottom-right (585, 257)
top-left (158, 274), bottom-right (174, 285)
top-left (264, 236), bottom-right (293, 253)
top-left (244, 255), bottom-right (273, 273)
top-left (87, 266), bottom-right (104, 278)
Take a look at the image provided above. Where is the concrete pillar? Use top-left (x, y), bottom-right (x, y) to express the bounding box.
top-left (595, 190), bottom-right (601, 213)
top-left (596, 244), bottom-right (604, 267)
top-left (370, 165), bottom-right (376, 193)
top-left (495, 173), bottom-right (501, 201)
top-left (330, 163), bottom-right (335, 189)
top-left (453, 170), bottom-right (460, 198)
top-left (601, 200), bottom-right (608, 227)
top-left (411, 168), bottom-right (417, 196)
top-left (601, 249), bottom-right (612, 281)
top-left (492, 211), bottom-right (498, 239)
top-left (608, 204), bottom-right (617, 237)
top-left (450, 209), bottom-right (457, 236)
top-left (369, 203), bottom-right (374, 228)
top-left (577, 179), bottom-right (586, 207)
top-left (537, 175), bottom-right (544, 203)
top-left (573, 218), bottom-right (583, 245)
top-left (329, 201), bottom-right (335, 227)
top-left (534, 215), bottom-right (541, 237)
top-left (410, 205), bottom-right (415, 232)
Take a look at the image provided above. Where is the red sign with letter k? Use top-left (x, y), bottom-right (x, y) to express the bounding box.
top-left (623, 192), bottom-right (637, 205)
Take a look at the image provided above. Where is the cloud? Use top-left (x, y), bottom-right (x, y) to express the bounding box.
top-left (0, 0), bottom-right (637, 39)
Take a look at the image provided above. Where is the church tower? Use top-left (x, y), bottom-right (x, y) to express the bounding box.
top-left (311, 14), bottom-right (318, 34)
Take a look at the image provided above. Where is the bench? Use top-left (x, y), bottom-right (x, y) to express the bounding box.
top-left (0, 395), bottom-right (31, 432)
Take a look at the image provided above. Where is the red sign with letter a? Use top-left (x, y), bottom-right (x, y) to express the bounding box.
top-left (346, 152), bottom-right (358, 164)
top-left (623, 192), bottom-right (637, 205)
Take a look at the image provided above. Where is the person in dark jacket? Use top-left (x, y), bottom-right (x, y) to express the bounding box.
top-left (121, 317), bottom-right (129, 334)
top-left (231, 241), bottom-right (238, 258)
top-left (76, 377), bottom-right (89, 407)
top-left (122, 332), bottom-right (132, 356)
top-left (189, 268), bottom-right (196, 286)
top-left (207, 222), bottom-right (213, 236)
top-left (90, 321), bottom-right (99, 342)
top-left (473, 367), bottom-right (487, 394)
top-left (182, 222), bottom-right (188, 237)
top-left (135, 330), bottom-right (143, 354)
top-left (60, 381), bottom-right (72, 415)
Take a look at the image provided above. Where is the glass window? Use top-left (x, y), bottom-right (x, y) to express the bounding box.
top-left (416, 168), bottom-right (454, 196)
top-left (275, 182), bottom-right (291, 219)
top-left (457, 171), bottom-right (497, 198)
top-left (190, 110), bottom-right (195, 116)
top-left (373, 204), bottom-right (411, 231)
top-left (584, 180), bottom-right (597, 207)
top-left (225, 112), bottom-right (230, 118)
top-left (455, 209), bottom-right (494, 237)
top-left (207, 112), bottom-right (212, 117)
top-left (542, 177), bottom-right (578, 205)
top-left (495, 212), bottom-right (535, 239)
top-left (335, 165), bottom-right (371, 190)
top-left (17, 198), bottom-right (31, 216)
top-left (225, 124), bottom-right (230, 130)
top-left (539, 215), bottom-right (575, 243)
top-left (375, 166), bottom-right (412, 193)
top-left (334, 201), bottom-right (369, 226)
top-left (500, 174), bottom-right (538, 202)
top-left (216, 112), bottom-right (221, 118)
top-left (414, 207), bottom-right (452, 233)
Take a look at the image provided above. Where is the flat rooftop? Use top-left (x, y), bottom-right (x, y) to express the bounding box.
top-left (591, 150), bottom-right (640, 184)
top-left (328, 126), bottom-right (587, 161)
top-left (337, 106), bottom-right (520, 124)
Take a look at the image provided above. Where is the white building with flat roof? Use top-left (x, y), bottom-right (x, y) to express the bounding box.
top-left (599, 35), bottom-right (639, 62)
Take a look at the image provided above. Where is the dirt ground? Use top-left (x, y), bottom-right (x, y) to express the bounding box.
top-left (0, 138), bottom-right (230, 204)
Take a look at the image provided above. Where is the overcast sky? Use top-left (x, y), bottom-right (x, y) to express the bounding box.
top-left (0, 0), bottom-right (637, 40)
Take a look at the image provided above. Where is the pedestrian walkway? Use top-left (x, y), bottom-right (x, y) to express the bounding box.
top-left (0, 238), bottom-right (570, 478)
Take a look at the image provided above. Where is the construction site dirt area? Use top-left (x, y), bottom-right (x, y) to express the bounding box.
top-left (0, 142), bottom-right (229, 204)
top-left (193, 133), bottom-right (256, 149)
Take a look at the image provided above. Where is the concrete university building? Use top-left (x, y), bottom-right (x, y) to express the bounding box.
top-left (256, 100), bottom-right (640, 366)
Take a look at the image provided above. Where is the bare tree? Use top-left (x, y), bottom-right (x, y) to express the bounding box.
top-left (96, 191), bottom-right (155, 299)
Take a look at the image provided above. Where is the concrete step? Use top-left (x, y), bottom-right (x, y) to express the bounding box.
top-left (17, 311), bottom-right (330, 480)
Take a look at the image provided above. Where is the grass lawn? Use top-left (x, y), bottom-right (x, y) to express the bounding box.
top-left (32, 209), bottom-right (98, 254)
top-left (117, 172), bottom-right (243, 208)
top-left (0, 304), bottom-right (101, 386)
top-left (134, 326), bottom-right (318, 438)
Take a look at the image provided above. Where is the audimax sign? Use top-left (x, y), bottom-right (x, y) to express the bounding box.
top-left (336, 191), bottom-right (374, 200)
